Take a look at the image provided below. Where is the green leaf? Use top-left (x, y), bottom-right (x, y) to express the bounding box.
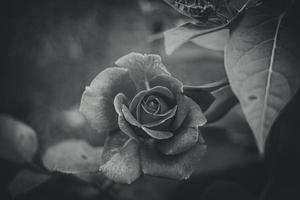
top-left (163, 0), bottom-right (252, 55)
top-left (205, 85), bottom-right (238, 122)
top-left (100, 132), bottom-right (141, 184)
top-left (9, 170), bottom-right (51, 198)
top-left (165, 25), bottom-right (230, 55)
top-left (225, 0), bottom-right (300, 152)
top-left (80, 67), bottom-right (136, 132)
top-left (0, 115), bottom-right (38, 163)
top-left (183, 86), bottom-right (215, 112)
top-left (42, 140), bottom-right (103, 173)
top-left (190, 28), bottom-right (230, 51)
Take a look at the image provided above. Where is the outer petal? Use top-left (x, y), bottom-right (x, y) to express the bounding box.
top-left (184, 97), bottom-right (207, 127)
top-left (80, 67), bottom-right (136, 132)
top-left (115, 52), bottom-right (170, 91)
top-left (114, 93), bottom-right (129, 116)
top-left (171, 95), bottom-right (188, 131)
top-left (141, 141), bottom-right (206, 180)
top-left (158, 97), bottom-right (206, 155)
top-left (157, 127), bottom-right (199, 155)
top-left (100, 131), bottom-right (141, 184)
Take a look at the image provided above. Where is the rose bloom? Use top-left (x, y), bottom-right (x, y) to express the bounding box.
top-left (80, 52), bottom-right (213, 184)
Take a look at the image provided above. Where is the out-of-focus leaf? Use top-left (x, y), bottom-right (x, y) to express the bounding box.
top-left (183, 86), bottom-right (215, 111)
top-left (112, 176), bottom-right (178, 200)
top-left (100, 132), bottom-right (141, 184)
top-left (225, 0), bottom-right (300, 153)
top-left (9, 169), bottom-right (51, 198)
top-left (191, 28), bottom-right (230, 51)
top-left (0, 115), bottom-right (38, 163)
top-left (183, 78), bottom-right (231, 112)
top-left (42, 140), bottom-right (103, 173)
top-left (75, 173), bottom-right (106, 186)
top-left (205, 85), bottom-right (238, 122)
top-left (164, 23), bottom-right (226, 55)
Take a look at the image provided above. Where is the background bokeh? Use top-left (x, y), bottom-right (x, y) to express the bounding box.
top-left (0, 0), bottom-right (263, 199)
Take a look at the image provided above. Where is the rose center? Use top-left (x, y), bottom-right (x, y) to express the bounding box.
top-left (143, 96), bottom-right (161, 114)
top-left (147, 99), bottom-right (159, 110)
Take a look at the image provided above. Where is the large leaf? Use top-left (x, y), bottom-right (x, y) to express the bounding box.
top-left (9, 170), bottom-right (51, 198)
top-left (0, 115), bottom-right (38, 163)
top-left (42, 140), bottom-right (103, 173)
top-left (225, 0), bottom-right (300, 152)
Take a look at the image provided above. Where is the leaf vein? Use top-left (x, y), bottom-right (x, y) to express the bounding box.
top-left (261, 11), bottom-right (287, 137)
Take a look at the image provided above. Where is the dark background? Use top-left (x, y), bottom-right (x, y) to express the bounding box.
top-left (0, 0), bottom-right (298, 200)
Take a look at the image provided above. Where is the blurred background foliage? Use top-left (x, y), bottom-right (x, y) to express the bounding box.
top-left (0, 0), bottom-right (263, 199)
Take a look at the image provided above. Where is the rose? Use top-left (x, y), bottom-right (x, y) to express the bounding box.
top-left (80, 52), bottom-right (215, 184)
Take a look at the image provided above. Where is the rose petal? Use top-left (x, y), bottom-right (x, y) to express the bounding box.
top-left (141, 141), bottom-right (206, 180)
top-left (122, 105), bottom-right (142, 128)
top-left (146, 86), bottom-right (175, 103)
top-left (129, 90), bottom-right (147, 113)
top-left (158, 97), bottom-right (207, 155)
top-left (158, 127), bottom-right (204, 155)
top-left (115, 52), bottom-right (170, 91)
top-left (141, 127), bottom-right (173, 140)
top-left (171, 95), bottom-right (188, 131)
top-left (139, 101), bottom-right (172, 125)
top-left (100, 132), bottom-right (141, 184)
top-left (114, 93), bottom-right (129, 116)
top-left (185, 97), bottom-right (207, 127)
top-left (143, 106), bottom-right (177, 130)
top-left (101, 131), bottom-right (129, 164)
top-left (80, 67), bottom-right (136, 132)
top-left (150, 75), bottom-right (183, 94)
top-left (118, 115), bottom-right (139, 140)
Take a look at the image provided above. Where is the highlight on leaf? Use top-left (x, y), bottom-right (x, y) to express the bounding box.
top-left (225, 0), bottom-right (300, 153)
